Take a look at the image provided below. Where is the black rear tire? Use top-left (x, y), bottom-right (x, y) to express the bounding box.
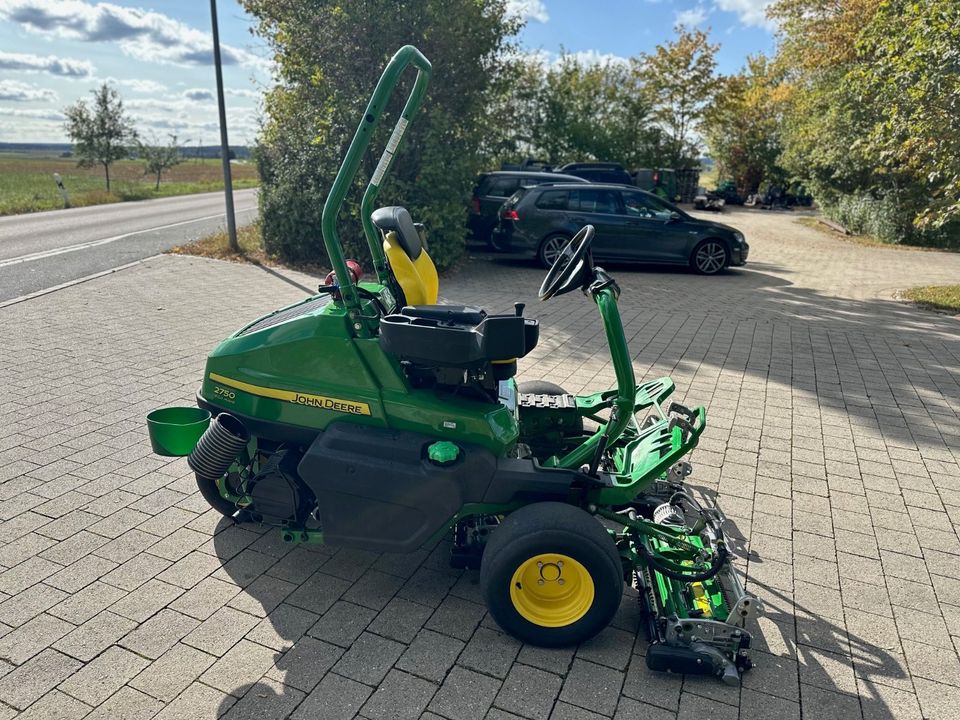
top-left (480, 502), bottom-right (623, 647)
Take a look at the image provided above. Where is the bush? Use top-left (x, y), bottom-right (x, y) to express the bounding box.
top-left (244, 0), bottom-right (519, 271)
top-left (821, 191), bottom-right (960, 249)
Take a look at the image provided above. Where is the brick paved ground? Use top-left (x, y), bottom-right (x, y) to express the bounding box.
top-left (1, 210), bottom-right (959, 719)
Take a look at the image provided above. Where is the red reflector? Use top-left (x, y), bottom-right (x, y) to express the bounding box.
top-left (501, 209), bottom-right (520, 221)
top-left (471, 198), bottom-right (481, 214)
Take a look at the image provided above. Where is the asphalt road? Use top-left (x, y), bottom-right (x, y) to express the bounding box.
top-left (0, 188), bottom-right (259, 302)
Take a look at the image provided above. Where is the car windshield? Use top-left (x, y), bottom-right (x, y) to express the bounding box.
top-left (623, 192), bottom-right (680, 221)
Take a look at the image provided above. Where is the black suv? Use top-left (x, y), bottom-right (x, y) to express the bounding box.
top-left (468, 171), bottom-right (587, 244)
top-left (492, 183), bottom-right (749, 274)
top-left (555, 162), bottom-right (633, 185)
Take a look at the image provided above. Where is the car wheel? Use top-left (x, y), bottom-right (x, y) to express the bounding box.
top-left (481, 502), bottom-right (624, 647)
top-left (690, 239), bottom-right (728, 275)
top-left (537, 234), bottom-right (570, 269)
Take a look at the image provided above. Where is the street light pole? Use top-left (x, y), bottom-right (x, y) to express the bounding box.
top-left (210, 0), bottom-right (238, 252)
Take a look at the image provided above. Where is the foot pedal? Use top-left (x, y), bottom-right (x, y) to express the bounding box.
top-left (518, 393), bottom-right (576, 410)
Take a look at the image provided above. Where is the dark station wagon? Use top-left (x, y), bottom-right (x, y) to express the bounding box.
top-left (468, 171), bottom-right (588, 244)
top-left (492, 183), bottom-right (749, 274)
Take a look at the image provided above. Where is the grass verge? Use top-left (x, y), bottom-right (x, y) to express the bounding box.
top-left (796, 217), bottom-right (959, 253)
top-left (0, 153), bottom-right (259, 215)
top-left (169, 223), bottom-right (329, 277)
top-left (901, 285), bottom-right (960, 314)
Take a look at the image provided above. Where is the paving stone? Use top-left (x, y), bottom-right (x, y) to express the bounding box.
top-left (0, 581), bottom-right (68, 625)
top-left (0, 556), bottom-right (60, 595)
top-left (226, 574), bottom-right (297, 619)
top-left (58, 645), bottom-right (149, 706)
top-left (83, 686), bottom-right (164, 720)
top-left (183, 605), bottom-right (262, 657)
top-left (213, 549), bottom-right (278, 589)
top-left (677, 691), bottom-right (738, 720)
top-left (170, 576), bottom-right (241, 621)
top-left (201, 639), bottom-right (278, 696)
top-left (152, 681), bottom-right (236, 720)
top-left (495, 663), bottom-right (562, 720)
top-left (109, 578), bottom-right (183, 622)
top-left (308, 600), bottom-right (377, 647)
top-left (266, 636), bottom-right (343, 693)
top-left (621, 655), bottom-right (682, 711)
top-left (156, 551), bottom-right (221, 589)
top-left (120, 608), bottom-right (199, 659)
top-left (45, 554), bottom-right (117, 594)
top-left (246, 603), bottom-right (319, 652)
top-left (292, 672), bottom-right (372, 720)
top-left (427, 665), bottom-right (501, 720)
top-left (575, 626), bottom-right (634, 671)
top-left (517, 644), bottom-right (576, 676)
top-left (221, 676), bottom-right (305, 720)
top-left (0, 612), bottom-right (75, 664)
top-left (285, 571), bottom-right (352, 615)
top-left (13, 689), bottom-right (91, 720)
top-left (458, 626), bottom-right (521, 678)
top-left (48, 580), bottom-right (126, 625)
top-left (0, 649), bottom-right (81, 710)
top-left (558, 659), bottom-right (624, 717)
top-left (612, 697), bottom-right (674, 720)
top-left (396, 628), bottom-right (465, 683)
top-left (100, 552), bottom-right (172, 591)
top-left (53, 610), bottom-right (137, 662)
top-left (332, 631), bottom-right (405, 685)
top-left (360, 669), bottom-right (437, 720)
top-left (424, 594), bottom-right (486, 641)
top-left (366, 596), bottom-right (433, 644)
top-left (129, 641), bottom-right (217, 701)
top-left (549, 702), bottom-right (608, 720)
top-left (798, 683), bottom-right (864, 720)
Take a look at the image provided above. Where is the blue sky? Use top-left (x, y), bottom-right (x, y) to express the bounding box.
top-left (0, 0), bottom-right (776, 144)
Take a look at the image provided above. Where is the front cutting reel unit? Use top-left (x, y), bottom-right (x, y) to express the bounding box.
top-left (146, 45), bottom-right (759, 684)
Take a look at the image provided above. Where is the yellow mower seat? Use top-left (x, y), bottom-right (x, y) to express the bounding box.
top-left (372, 206), bottom-right (438, 306)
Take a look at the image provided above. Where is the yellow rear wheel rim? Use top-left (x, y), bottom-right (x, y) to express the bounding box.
top-left (509, 553), bottom-right (594, 627)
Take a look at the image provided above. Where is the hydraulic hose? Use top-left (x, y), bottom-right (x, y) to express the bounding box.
top-left (188, 413), bottom-right (249, 481)
top-left (638, 541), bottom-right (729, 583)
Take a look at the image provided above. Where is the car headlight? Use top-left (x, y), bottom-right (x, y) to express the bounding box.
top-left (733, 232), bottom-right (745, 245)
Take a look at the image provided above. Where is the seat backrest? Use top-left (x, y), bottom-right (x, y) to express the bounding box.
top-left (372, 206), bottom-right (438, 305)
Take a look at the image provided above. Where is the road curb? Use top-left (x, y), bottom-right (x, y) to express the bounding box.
top-left (0, 258), bottom-right (146, 310)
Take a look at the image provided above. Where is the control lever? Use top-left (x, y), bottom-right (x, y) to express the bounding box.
top-left (514, 302), bottom-right (525, 317)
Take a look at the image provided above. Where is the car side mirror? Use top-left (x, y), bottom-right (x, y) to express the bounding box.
top-left (667, 212), bottom-right (681, 224)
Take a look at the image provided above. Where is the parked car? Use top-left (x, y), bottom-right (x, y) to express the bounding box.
top-left (468, 171), bottom-right (587, 244)
top-left (555, 162), bottom-right (634, 185)
top-left (491, 183), bottom-right (749, 274)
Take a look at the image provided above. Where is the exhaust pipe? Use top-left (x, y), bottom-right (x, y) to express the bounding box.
top-left (188, 413), bottom-right (250, 481)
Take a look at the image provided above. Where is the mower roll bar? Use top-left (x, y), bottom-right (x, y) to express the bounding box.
top-left (320, 45), bottom-right (433, 315)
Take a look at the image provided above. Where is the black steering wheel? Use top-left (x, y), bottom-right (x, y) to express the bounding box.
top-left (538, 225), bottom-right (596, 300)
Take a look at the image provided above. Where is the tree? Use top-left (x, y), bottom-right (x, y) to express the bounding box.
top-left (704, 54), bottom-right (786, 194)
top-left (139, 135), bottom-right (183, 190)
top-left (243, 0), bottom-right (521, 269)
top-left (639, 27), bottom-right (720, 167)
top-left (63, 83), bottom-right (137, 191)
top-left (851, 0), bottom-right (960, 231)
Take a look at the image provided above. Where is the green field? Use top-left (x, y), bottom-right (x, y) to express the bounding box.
top-left (0, 153), bottom-right (259, 216)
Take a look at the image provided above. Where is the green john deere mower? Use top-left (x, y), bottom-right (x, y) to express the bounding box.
top-left (147, 46), bottom-right (759, 683)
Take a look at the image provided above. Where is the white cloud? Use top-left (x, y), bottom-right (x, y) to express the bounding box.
top-left (505, 0), bottom-right (549, 23)
top-left (0, 50), bottom-right (95, 77)
top-left (0, 0), bottom-right (270, 70)
top-left (713, 0), bottom-right (776, 29)
top-left (0, 79), bottom-right (58, 102)
top-left (676, 4), bottom-right (708, 26)
top-left (226, 88), bottom-right (260, 99)
top-left (121, 78), bottom-right (166, 94)
top-left (519, 48), bottom-right (630, 68)
top-left (183, 88), bottom-right (215, 102)
top-left (0, 106), bottom-right (65, 121)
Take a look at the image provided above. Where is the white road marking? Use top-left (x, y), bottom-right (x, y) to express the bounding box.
top-left (0, 208), bottom-right (255, 268)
